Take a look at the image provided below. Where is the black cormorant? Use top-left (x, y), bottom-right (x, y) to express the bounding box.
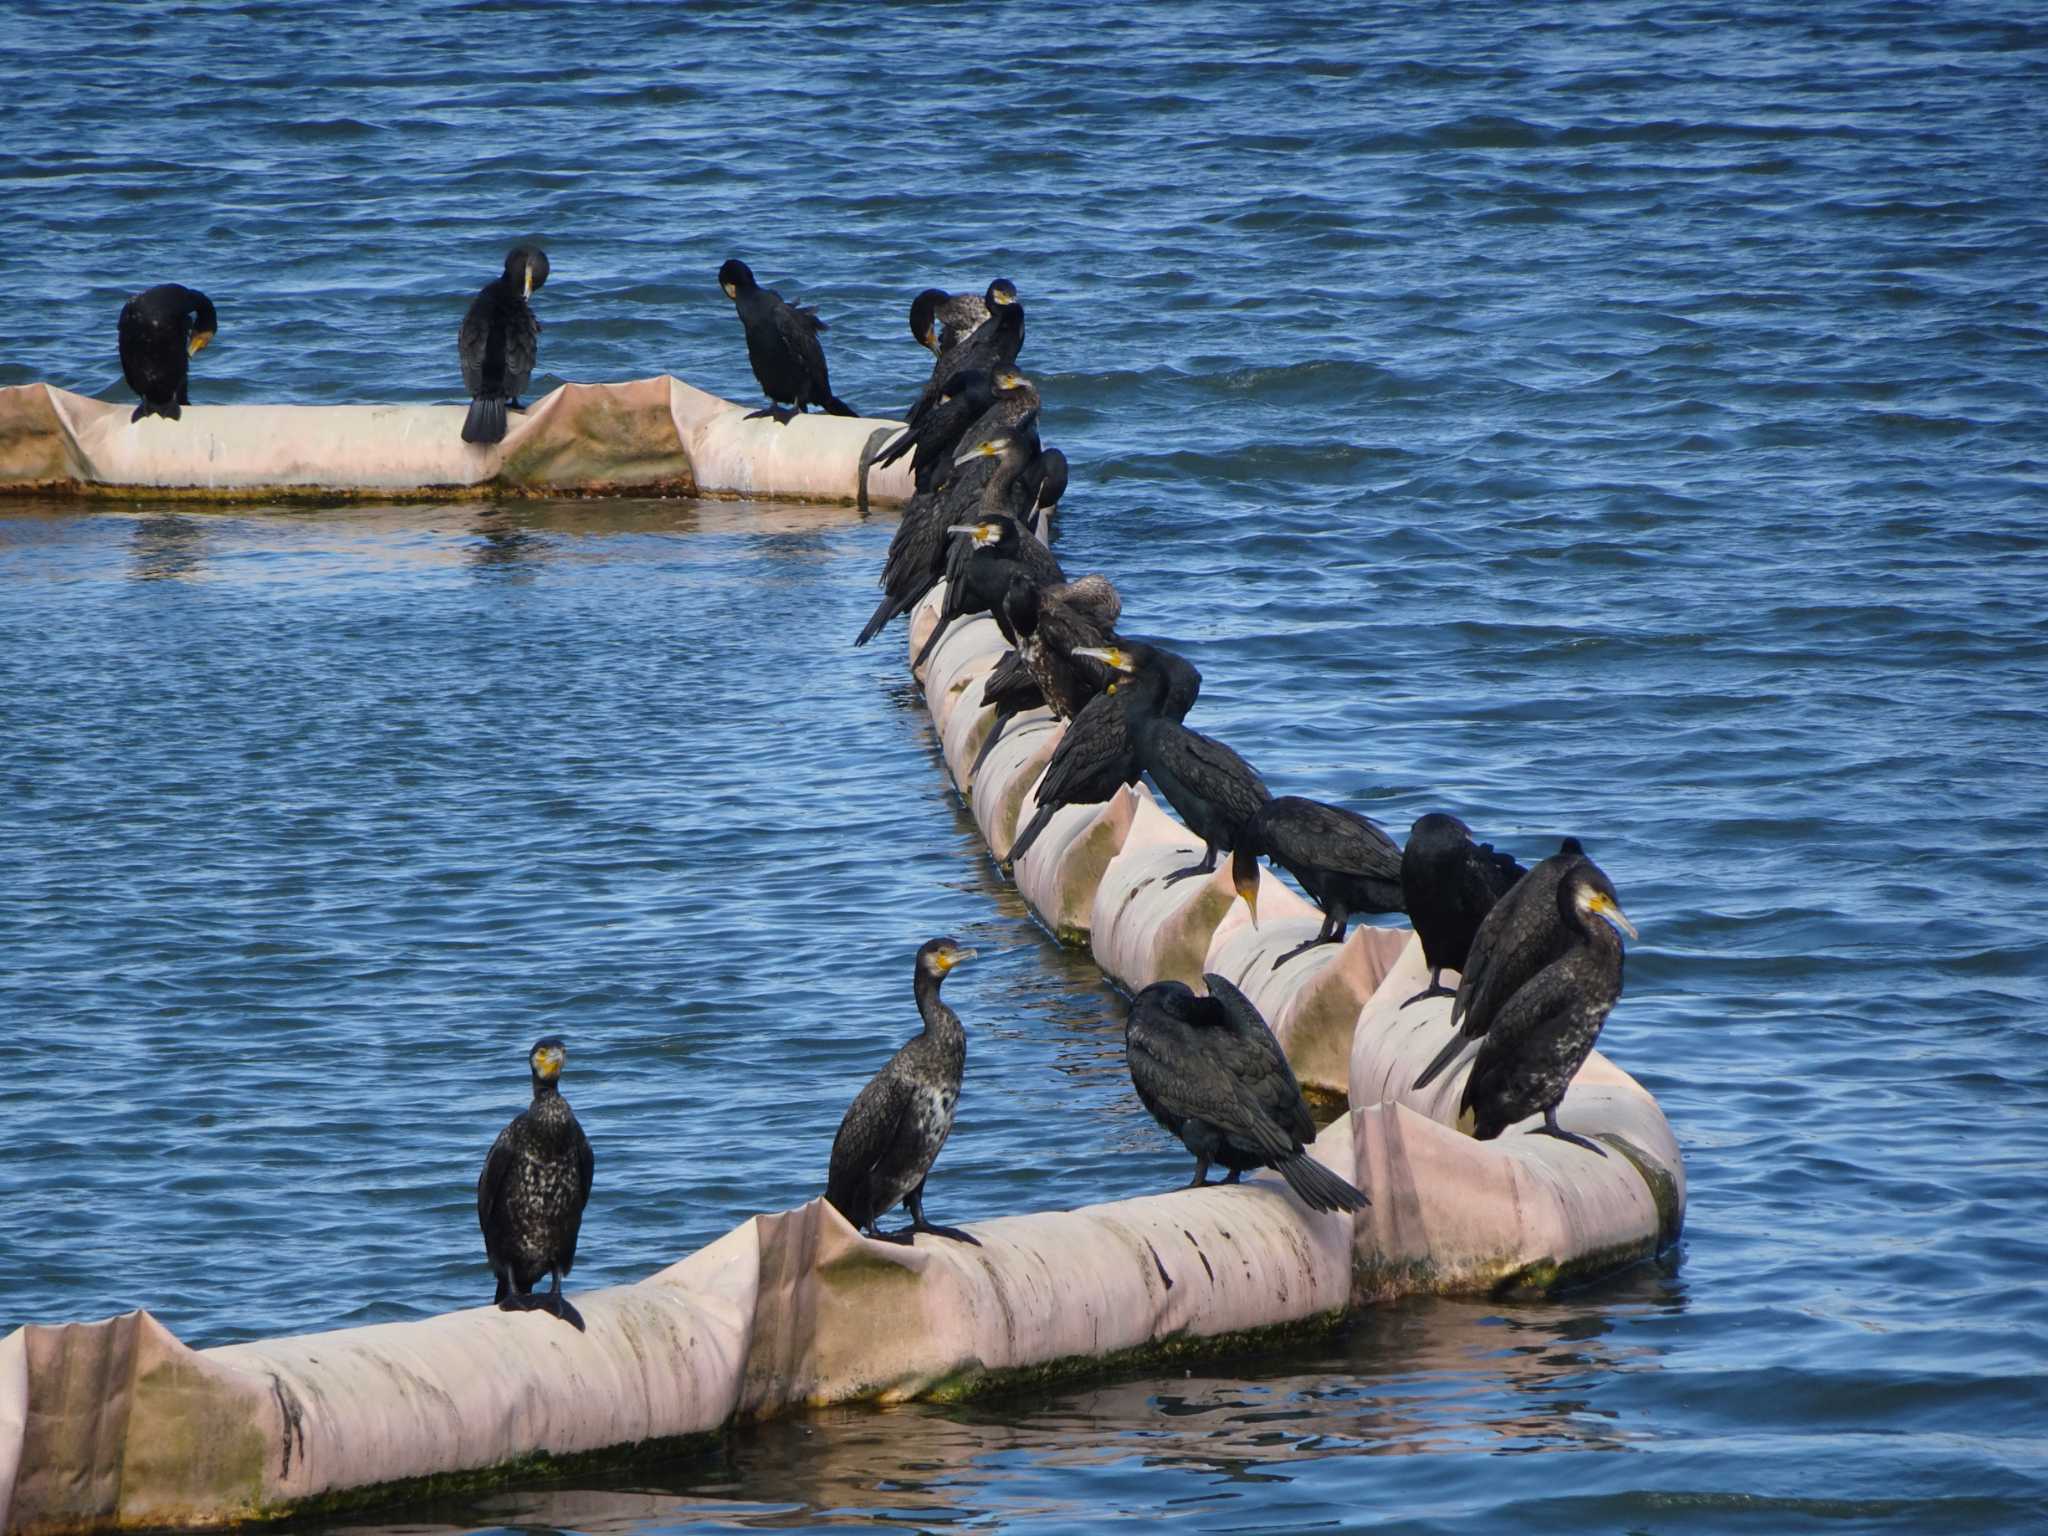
top-left (1413, 837), bottom-right (1586, 1091)
top-left (477, 1035), bottom-right (593, 1330)
top-left (1003, 641), bottom-right (1201, 868)
top-left (719, 258), bottom-right (855, 422)
top-left (118, 284), bottom-right (216, 423)
top-left (1232, 797), bottom-right (1404, 967)
top-left (1458, 859), bottom-right (1635, 1155)
top-left (1126, 975), bottom-right (1368, 1212)
top-left (458, 245), bottom-right (549, 445)
top-left (871, 366), bottom-right (994, 489)
top-left (1138, 718), bottom-right (1271, 887)
top-left (1019, 446), bottom-right (1069, 537)
top-left (910, 435), bottom-right (1064, 672)
top-left (1399, 813), bottom-right (1526, 1006)
top-left (825, 938), bottom-right (981, 1245)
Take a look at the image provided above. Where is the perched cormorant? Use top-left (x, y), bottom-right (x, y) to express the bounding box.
top-left (1019, 446), bottom-right (1069, 536)
top-left (825, 938), bottom-right (981, 1245)
top-left (1138, 717), bottom-right (1271, 886)
top-left (476, 1035), bottom-right (593, 1330)
top-left (1232, 797), bottom-right (1405, 967)
top-left (854, 369), bottom-right (1040, 648)
top-left (910, 436), bottom-right (1064, 672)
top-left (1413, 837), bottom-right (1586, 1092)
top-left (458, 245), bottom-right (549, 445)
top-left (719, 258), bottom-right (855, 422)
top-left (871, 366), bottom-right (994, 489)
top-left (117, 284), bottom-right (216, 423)
top-left (1458, 859), bottom-right (1635, 1155)
top-left (1126, 975), bottom-right (1368, 1212)
top-left (970, 573), bottom-right (1121, 777)
top-left (1002, 641), bottom-right (1201, 868)
top-left (908, 285), bottom-right (998, 359)
top-left (903, 280), bottom-right (1022, 427)
top-left (1399, 813), bottom-right (1526, 1006)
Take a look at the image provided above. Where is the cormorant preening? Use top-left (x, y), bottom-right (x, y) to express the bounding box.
top-left (909, 285), bottom-right (996, 359)
top-left (1139, 717), bottom-right (1271, 887)
top-left (458, 245), bottom-right (549, 445)
top-left (1458, 858), bottom-right (1636, 1156)
top-left (1126, 975), bottom-right (1368, 1213)
top-left (1232, 797), bottom-right (1405, 968)
top-left (118, 284), bottom-right (216, 423)
top-left (1400, 813), bottom-right (1526, 1006)
top-left (1003, 641), bottom-right (1201, 868)
top-left (1413, 837), bottom-right (1586, 1092)
top-left (719, 258), bottom-right (855, 422)
top-left (1019, 446), bottom-right (1069, 537)
top-left (970, 573), bottom-right (1121, 777)
top-left (477, 1035), bottom-right (593, 1331)
top-left (825, 938), bottom-right (982, 1245)
top-left (903, 280), bottom-right (1022, 427)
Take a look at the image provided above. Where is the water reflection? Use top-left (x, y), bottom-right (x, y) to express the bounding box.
top-left (128, 511), bottom-right (209, 581)
top-left (310, 1276), bottom-right (1684, 1536)
top-left (469, 512), bottom-right (552, 580)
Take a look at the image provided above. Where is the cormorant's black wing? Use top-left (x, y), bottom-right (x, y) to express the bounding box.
top-left (1204, 974), bottom-right (1316, 1148)
top-left (476, 1121), bottom-right (517, 1260)
top-left (501, 302), bottom-right (541, 399)
top-left (826, 1069), bottom-right (915, 1228)
top-left (1037, 688), bottom-right (1138, 806)
top-left (1266, 800), bottom-right (1401, 887)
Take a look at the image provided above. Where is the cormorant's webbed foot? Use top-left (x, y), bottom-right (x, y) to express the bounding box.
top-left (1272, 933), bottom-right (1338, 970)
top-left (497, 1292), bottom-right (550, 1313)
top-left (867, 1224), bottom-right (919, 1245)
top-left (743, 405), bottom-right (797, 423)
top-left (1402, 970), bottom-right (1455, 1008)
top-left (550, 1294), bottom-right (587, 1331)
top-left (506, 398), bottom-right (525, 412)
top-left (1532, 1110), bottom-right (1608, 1158)
top-left (1162, 860), bottom-right (1213, 887)
top-left (1221, 1168), bottom-right (1242, 1184)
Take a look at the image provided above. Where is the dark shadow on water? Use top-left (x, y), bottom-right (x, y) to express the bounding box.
top-left (129, 512), bottom-right (209, 581)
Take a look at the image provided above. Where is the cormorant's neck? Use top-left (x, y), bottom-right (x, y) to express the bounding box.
top-left (530, 1074), bottom-right (562, 1101)
top-left (913, 967), bottom-right (963, 1039)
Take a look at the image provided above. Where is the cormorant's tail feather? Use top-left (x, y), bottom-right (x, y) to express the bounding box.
top-left (872, 428), bottom-right (915, 468)
top-left (970, 713), bottom-right (1010, 779)
top-left (1411, 1031), bottom-right (1470, 1093)
top-left (463, 395), bottom-right (508, 445)
top-left (1276, 1152), bottom-right (1369, 1214)
top-left (1005, 802), bottom-right (1058, 867)
top-left (854, 590), bottom-right (908, 647)
top-left (132, 399), bottom-right (179, 423)
top-left (823, 395), bottom-right (857, 417)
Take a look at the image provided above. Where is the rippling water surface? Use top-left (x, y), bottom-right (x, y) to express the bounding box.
top-left (4, 2), bottom-right (2046, 1531)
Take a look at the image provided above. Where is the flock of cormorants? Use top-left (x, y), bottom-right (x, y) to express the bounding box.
top-left (119, 252), bottom-right (1638, 1329)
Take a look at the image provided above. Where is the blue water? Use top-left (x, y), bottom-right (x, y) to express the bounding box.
top-left (4, 1), bottom-right (2047, 1531)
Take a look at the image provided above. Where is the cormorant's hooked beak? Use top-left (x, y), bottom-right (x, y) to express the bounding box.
top-left (1231, 846), bottom-right (1260, 926)
top-left (531, 1043), bottom-right (565, 1081)
top-left (722, 282), bottom-right (738, 300)
top-left (934, 945), bottom-right (978, 973)
top-left (993, 370), bottom-right (1030, 391)
top-left (920, 327), bottom-right (938, 353)
top-left (523, 263), bottom-right (535, 300)
top-left (187, 330), bottom-right (214, 357)
top-left (946, 523), bottom-right (1000, 546)
top-left (1587, 891), bottom-right (1638, 942)
top-left (953, 436), bottom-right (1007, 467)
top-left (1072, 645), bottom-right (1135, 694)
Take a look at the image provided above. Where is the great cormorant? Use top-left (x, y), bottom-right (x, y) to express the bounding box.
top-left (1002, 641), bottom-right (1201, 868)
top-left (825, 938), bottom-right (981, 1245)
top-left (719, 258), bottom-right (855, 422)
top-left (477, 1035), bottom-right (593, 1330)
top-left (1458, 859), bottom-right (1635, 1156)
top-left (1138, 718), bottom-right (1271, 887)
top-left (458, 246), bottom-right (549, 445)
top-left (902, 280), bottom-right (1022, 427)
top-left (970, 573), bottom-right (1121, 777)
top-left (1399, 813), bottom-right (1526, 1006)
top-left (1413, 837), bottom-right (1586, 1092)
top-left (1232, 797), bottom-right (1405, 967)
top-left (908, 285), bottom-right (997, 359)
top-left (1126, 975), bottom-right (1368, 1212)
top-left (871, 366), bottom-right (995, 489)
top-left (118, 284), bottom-right (216, 423)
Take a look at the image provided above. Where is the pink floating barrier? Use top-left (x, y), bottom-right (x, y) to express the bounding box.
top-left (0, 379), bottom-right (914, 504)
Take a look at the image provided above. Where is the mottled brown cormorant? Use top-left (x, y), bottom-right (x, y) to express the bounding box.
top-left (719, 258), bottom-right (855, 422)
top-left (970, 573), bottom-right (1121, 777)
top-left (1232, 797), bottom-right (1404, 967)
top-left (1400, 813), bottom-right (1526, 1006)
top-left (1458, 859), bottom-right (1635, 1155)
top-left (1003, 641), bottom-right (1201, 868)
top-left (477, 1035), bottom-right (593, 1330)
top-left (825, 938), bottom-right (981, 1245)
top-left (118, 284), bottom-right (216, 423)
top-left (909, 285), bottom-right (999, 358)
top-left (1138, 717), bottom-right (1271, 887)
top-left (459, 246), bottom-right (549, 445)
top-left (1413, 837), bottom-right (1586, 1092)
top-left (1126, 975), bottom-right (1368, 1212)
